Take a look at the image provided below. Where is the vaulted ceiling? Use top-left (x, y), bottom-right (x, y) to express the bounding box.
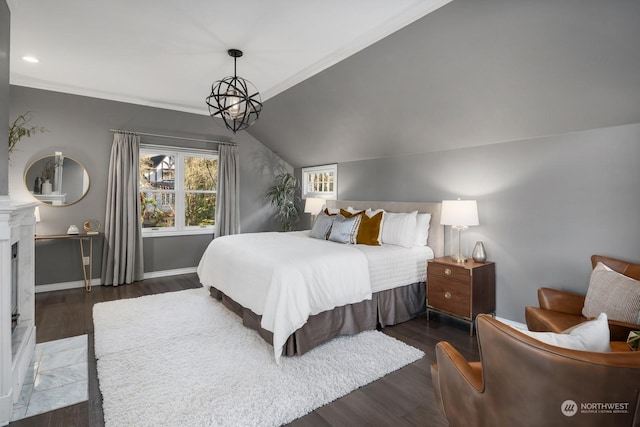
top-left (248, 0), bottom-right (640, 167)
top-left (9, 0), bottom-right (640, 168)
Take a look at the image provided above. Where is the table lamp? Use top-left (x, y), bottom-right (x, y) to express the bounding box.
top-left (440, 199), bottom-right (479, 263)
top-left (304, 197), bottom-right (325, 223)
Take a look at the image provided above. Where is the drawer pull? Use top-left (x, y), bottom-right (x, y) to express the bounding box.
top-left (444, 291), bottom-right (452, 299)
top-left (444, 268), bottom-right (452, 276)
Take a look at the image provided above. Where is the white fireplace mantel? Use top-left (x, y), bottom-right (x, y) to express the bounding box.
top-left (0, 200), bottom-right (37, 426)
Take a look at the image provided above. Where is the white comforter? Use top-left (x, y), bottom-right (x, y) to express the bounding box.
top-left (196, 232), bottom-right (372, 363)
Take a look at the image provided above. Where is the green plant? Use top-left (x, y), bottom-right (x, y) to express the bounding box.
top-left (41, 159), bottom-right (55, 181)
top-left (266, 172), bottom-right (300, 231)
top-left (8, 112), bottom-right (47, 156)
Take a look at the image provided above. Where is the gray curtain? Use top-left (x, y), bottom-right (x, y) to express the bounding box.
top-left (214, 144), bottom-right (240, 237)
top-left (101, 132), bottom-right (144, 286)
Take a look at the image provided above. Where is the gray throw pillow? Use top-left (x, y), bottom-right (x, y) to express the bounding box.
top-left (582, 262), bottom-right (640, 324)
top-left (309, 211), bottom-right (334, 240)
top-left (328, 214), bottom-right (361, 244)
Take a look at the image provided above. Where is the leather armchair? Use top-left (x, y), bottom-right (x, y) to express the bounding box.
top-left (431, 314), bottom-right (640, 427)
top-left (525, 255), bottom-right (640, 341)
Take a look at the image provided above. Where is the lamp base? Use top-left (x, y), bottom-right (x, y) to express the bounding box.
top-left (450, 254), bottom-right (469, 263)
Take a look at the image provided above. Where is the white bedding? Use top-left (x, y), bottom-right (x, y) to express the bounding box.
top-left (296, 230), bottom-right (433, 293)
top-left (353, 243), bottom-right (433, 293)
top-left (197, 232), bottom-right (372, 363)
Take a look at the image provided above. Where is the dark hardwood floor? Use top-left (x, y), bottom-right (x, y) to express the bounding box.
top-left (10, 275), bottom-right (479, 427)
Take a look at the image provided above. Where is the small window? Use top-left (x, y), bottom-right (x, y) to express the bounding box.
top-left (302, 164), bottom-right (337, 200)
top-left (140, 145), bottom-right (217, 237)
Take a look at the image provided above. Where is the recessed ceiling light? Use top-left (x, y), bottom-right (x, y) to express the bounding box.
top-left (22, 56), bottom-right (39, 63)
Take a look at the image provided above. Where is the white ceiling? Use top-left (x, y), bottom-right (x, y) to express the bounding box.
top-left (8, 0), bottom-right (452, 115)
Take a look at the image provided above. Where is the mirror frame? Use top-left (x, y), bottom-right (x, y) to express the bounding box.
top-left (24, 154), bottom-right (91, 207)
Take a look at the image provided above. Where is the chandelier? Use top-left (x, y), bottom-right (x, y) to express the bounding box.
top-left (206, 49), bottom-right (262, 133)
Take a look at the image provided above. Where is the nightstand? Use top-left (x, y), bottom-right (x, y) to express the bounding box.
top-left (427, 256), bottom-right (496, 335)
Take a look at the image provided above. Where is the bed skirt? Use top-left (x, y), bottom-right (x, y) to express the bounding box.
top-left (209, 282), bottom-right (426, 356)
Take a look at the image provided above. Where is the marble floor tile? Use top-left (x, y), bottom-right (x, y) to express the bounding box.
top-left (11, 335), bottom-right (88, 422)
top-left (34, 362), bottom-right (88, 393)
top-left (38, 346), bottom-right (87, 372)
top-left (11, 406), bottom-right (27, 422)
top-left (25, 380), bottom-right (88, 418)
top-left (15, 381), bottom-right (33, 408)
top-left (22, 361), bottom-right (38, 385)
top-left (37, 335), bottom-right (87, 354)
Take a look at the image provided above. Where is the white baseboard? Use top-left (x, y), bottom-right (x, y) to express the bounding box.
top-left (35, 279), bottom-right (102, 293)
top-left (495, 316), bottom-right (528, 330)
top-left (143, 267), bottom-right (197, 279)
top-left (35, 267), bottom-right (199, 293)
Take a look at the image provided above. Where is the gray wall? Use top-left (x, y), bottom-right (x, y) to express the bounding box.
top-left (335, 123), bottom-right (640, 322)
top-left (0, 1), bottom-right (9, 195)
top-left (250, 0), bottom-right (640, 168)
top-left (9, 86), bottom-right (289, 286)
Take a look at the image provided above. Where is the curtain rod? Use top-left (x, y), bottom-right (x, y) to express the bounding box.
top-left (109, 129), bottom-right (236, 146)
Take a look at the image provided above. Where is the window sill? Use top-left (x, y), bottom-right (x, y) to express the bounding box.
top-left (142, 228), bottom-right (214, 238)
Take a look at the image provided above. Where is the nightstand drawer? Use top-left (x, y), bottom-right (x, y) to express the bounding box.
top-left (427, 276), bottom-right (471, 318)
top-left (428, 263), bottom-right (470, 283)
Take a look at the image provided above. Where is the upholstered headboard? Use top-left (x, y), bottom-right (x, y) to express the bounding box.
top-left (324, 200), bottom-right (444, 258)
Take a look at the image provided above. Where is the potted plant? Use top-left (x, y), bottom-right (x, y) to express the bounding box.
top-left (266, 172), bottom-right (300, 231)
top-left (8, 112), bottom-right (47, 159)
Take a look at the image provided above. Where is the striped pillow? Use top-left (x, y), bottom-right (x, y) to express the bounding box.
top-left (582, 262), bottom-right (640, 324)
top-left (328, 214), bottom-right (361, 244)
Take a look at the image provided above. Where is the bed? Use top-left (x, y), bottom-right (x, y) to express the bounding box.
top-left (197, 200), bottom-right (444, 362)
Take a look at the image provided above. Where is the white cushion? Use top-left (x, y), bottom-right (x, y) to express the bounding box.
top-left (520, 313), bottom-right (610, 352)
top-left (380, 211), bottom-right (417, 248)
top-left (413, 213), bottom-right (431, 246)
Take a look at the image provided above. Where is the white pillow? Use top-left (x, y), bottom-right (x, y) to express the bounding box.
top-left (519, 313), bottom-right (610, 352)
top-left (414, 213), bottom-right (431, 246)
top-left (380, 211), bottom-right (417, 248)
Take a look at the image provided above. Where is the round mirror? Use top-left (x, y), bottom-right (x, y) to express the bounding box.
top-left (24, 153), bottom-right (90, 206)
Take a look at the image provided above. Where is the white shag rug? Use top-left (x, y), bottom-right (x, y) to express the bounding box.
top-left (93, 287), bottom-right (424, 427)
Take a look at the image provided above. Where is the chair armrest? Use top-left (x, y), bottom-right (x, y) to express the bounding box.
top-left (537, 287), bottom-right (585, 315)
top-left (434, 342), bottom-right (483, 392)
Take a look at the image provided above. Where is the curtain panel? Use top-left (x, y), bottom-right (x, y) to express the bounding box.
top-left (101, 132), bottom-right (144, 286)
top-left (215, 144), bottom-right (240, 237)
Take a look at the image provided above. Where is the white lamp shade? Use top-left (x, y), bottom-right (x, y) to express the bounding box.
top-left (440, 200), bottom-right (479, 226)
top-left (304, 197), bottom-right (325, 215)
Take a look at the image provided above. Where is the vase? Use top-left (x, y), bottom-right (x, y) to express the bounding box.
top-left (41, 179), bottom-right (52, 195)
top-left (472, 241), bottom-right (487, 262)
top-left (34, 177), bottom-right (42, 194)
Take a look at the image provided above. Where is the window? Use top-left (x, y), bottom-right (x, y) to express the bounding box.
top-left (139, 145), bottom-right (218, 236)
top-left (302, 164), bottom-right (337, 199)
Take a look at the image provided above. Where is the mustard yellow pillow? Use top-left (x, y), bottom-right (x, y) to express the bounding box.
top-left (339, 208), bottom-right (363, 218)
top-left (355, 210), bottom-right (384, 246)
top-left (324, 208), bottom-right (339, 216)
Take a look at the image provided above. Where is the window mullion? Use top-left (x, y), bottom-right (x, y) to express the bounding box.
top-left (175, 152), bottom-right (185, 231)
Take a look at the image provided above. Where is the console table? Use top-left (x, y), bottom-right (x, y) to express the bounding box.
top-left (35, 233), bottom-right (103, 292)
